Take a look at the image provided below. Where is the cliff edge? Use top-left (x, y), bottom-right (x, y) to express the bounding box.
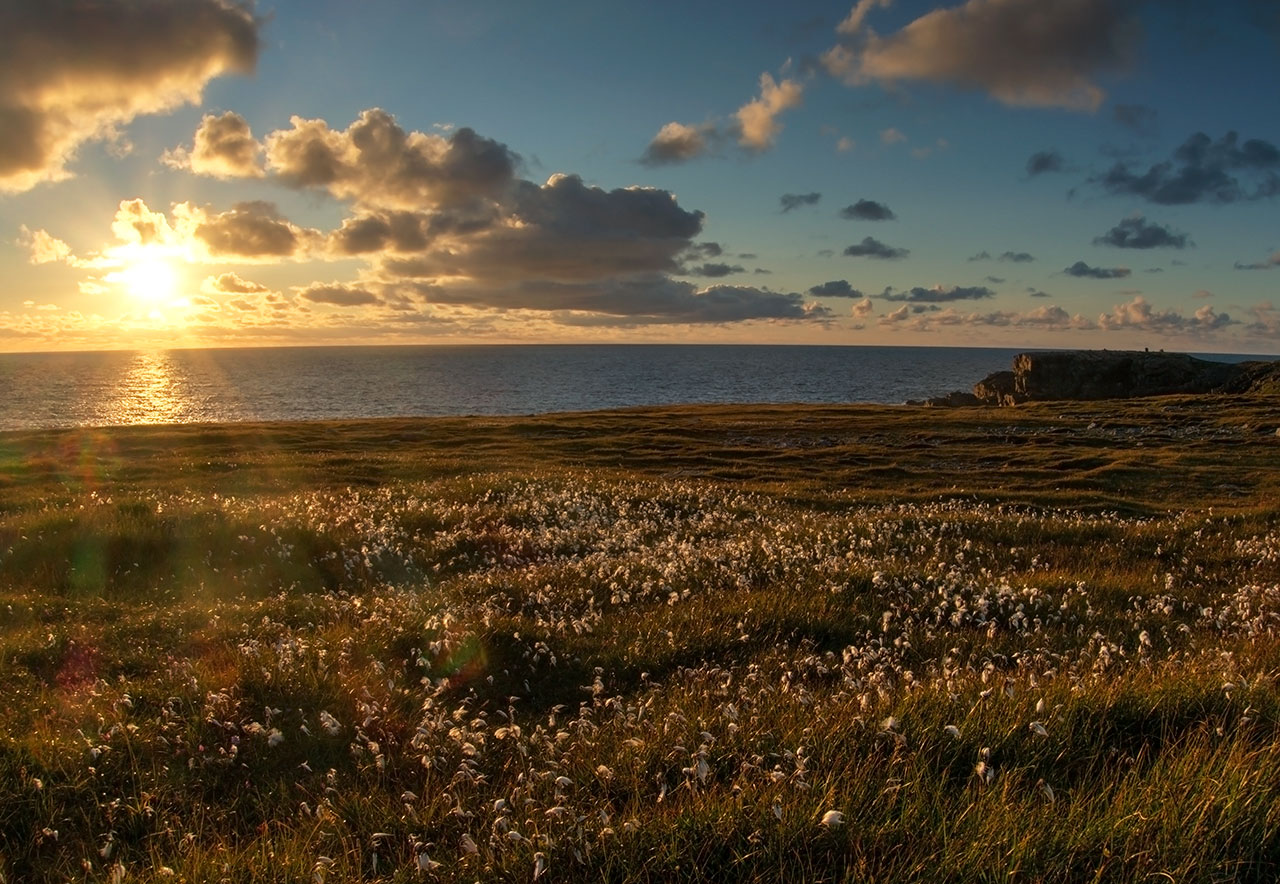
top-left (921, 350), bottom-right (1280, 406)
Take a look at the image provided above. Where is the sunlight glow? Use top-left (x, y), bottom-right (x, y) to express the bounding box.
top-left (117, 255), bottom-right (179, 304)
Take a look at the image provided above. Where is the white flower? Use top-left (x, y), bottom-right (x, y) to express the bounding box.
top-left (820, 810), bottom-right (844, 828)
top-left (416, 851), bottom-right (441, 872)
top-left (943, 725), bottom-right (961, 739)
top-left (268, 728), bottom-right (285, 747)
top-left (460, 833), bottom-right (479, 855)
top-left (318, 711), bottom-right (341, 736)
top-left (1029, 721), bottom-right (1048, 737)
top-left (534, 852), bottom-right (548, 880)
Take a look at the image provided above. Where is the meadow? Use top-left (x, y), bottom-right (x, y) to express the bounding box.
top-left (2, 397), bottom-right (1280, 883)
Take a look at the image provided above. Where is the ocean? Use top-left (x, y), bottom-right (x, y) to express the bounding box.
top-left (0, 344), bottom-right (1264, 431)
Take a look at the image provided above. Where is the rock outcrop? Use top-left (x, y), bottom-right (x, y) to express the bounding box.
top-left (920, 350), bottom-right (1280, 406)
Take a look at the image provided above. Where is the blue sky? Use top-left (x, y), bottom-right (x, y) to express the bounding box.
top-left (1, 0), bottom-right (1278, 352)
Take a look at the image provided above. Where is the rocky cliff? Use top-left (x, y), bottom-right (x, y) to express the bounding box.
top-left (921, 350), bottom-right (1280, 406)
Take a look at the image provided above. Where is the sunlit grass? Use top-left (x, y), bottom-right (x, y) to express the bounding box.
top-left (1, 400), bottom-right (1279, 882)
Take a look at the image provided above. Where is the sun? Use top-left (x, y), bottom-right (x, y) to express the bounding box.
top-left (117, 255), bottom-right (179, 303)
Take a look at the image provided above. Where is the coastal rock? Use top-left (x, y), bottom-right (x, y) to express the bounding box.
top-left (924, 350), bottom-right (1280, 406)
top-left (913, 390), bottom-right (981, 407)
top-left (972, 370), bottom-right (1019, 407)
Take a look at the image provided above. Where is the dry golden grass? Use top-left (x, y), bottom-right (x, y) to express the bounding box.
top-left (1, 398), bottom-right (1279, 882)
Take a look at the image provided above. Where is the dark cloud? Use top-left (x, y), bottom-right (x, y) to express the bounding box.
top-left (843, 236), bottom-right (909, 259)
top-left (1234, 251), bottom-right (1280, 270)
top-left (683, 262), bottom-right (745, 278)
top-left (639, 121), bottom-right (716, 166)
top-left (879, 284), bottom-right (995, 303)
top-left (1028, 288), bottom-right (1051, 298)
top-left (297, 283), bottom-right (381, 307)
top-left (265, 109), bottom-right (519, 210)
top-left (509, 174), bottom-right (703, 240)
top-left (166, 111), bottom-right (262, 178)
top-left (687, 242), bottom-right (723, 258)
top-left (808, 279), bottom-right (864, 298)
top-left (780, 191), bottom-right (822, 212)
top-left (839, 198), bottom-right (896, 221)
top-left (970, 249), bottom-right (1034, 263)
top-left (329, 212), bottom-right (429, 256)
top-left (1112, 103), bottom-right (1157, 135)
top-left (1093, 215), bottom-right (1190, 249)
top-left (1026, 150), bottom-right (1066, 176)
top-left (0, 0), bottom-right (259, 192)
top-left (399, 275), bottom-right (828, 324)
top-left (195, 201), bottom-right (310, 258)
top-left (378, 173), bottom-right (706, 286)
top-left (1092, 131), bottom-right (1280, 204)
top-left (327, 208), bottom-right (495, 255)
top-left (1064, 260), bottom-right (1131, 279)
top-left (985, 276), bottom-right (1005, 284)
top-left (823, 0), bottom-right (1141, 111)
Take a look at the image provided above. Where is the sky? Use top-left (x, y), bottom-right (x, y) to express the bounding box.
top-left (1, 0), bottom-right (1279, 353)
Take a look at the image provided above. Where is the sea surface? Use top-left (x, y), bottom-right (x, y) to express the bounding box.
top-left (0, 345), bottom-right (1266, 431)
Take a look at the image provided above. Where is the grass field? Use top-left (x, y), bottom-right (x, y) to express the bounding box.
top-left (2, 397), bottom-right (1280, 882)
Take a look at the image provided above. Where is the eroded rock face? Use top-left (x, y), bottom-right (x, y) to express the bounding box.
top-left (1003, 351), bottom-right (1243, 402)
top-left (923, 350), bottom-right (1280, 406)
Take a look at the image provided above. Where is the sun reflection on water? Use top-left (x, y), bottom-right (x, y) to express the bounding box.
top-left (101, 351), bottom-right (200, 425)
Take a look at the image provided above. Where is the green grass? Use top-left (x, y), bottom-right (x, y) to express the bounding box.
top-left (1, 399), bottom-right (1279, 882)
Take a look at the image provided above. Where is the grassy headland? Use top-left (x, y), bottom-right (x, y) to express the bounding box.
top-left (2, 397), bottom-right (1280, 882)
